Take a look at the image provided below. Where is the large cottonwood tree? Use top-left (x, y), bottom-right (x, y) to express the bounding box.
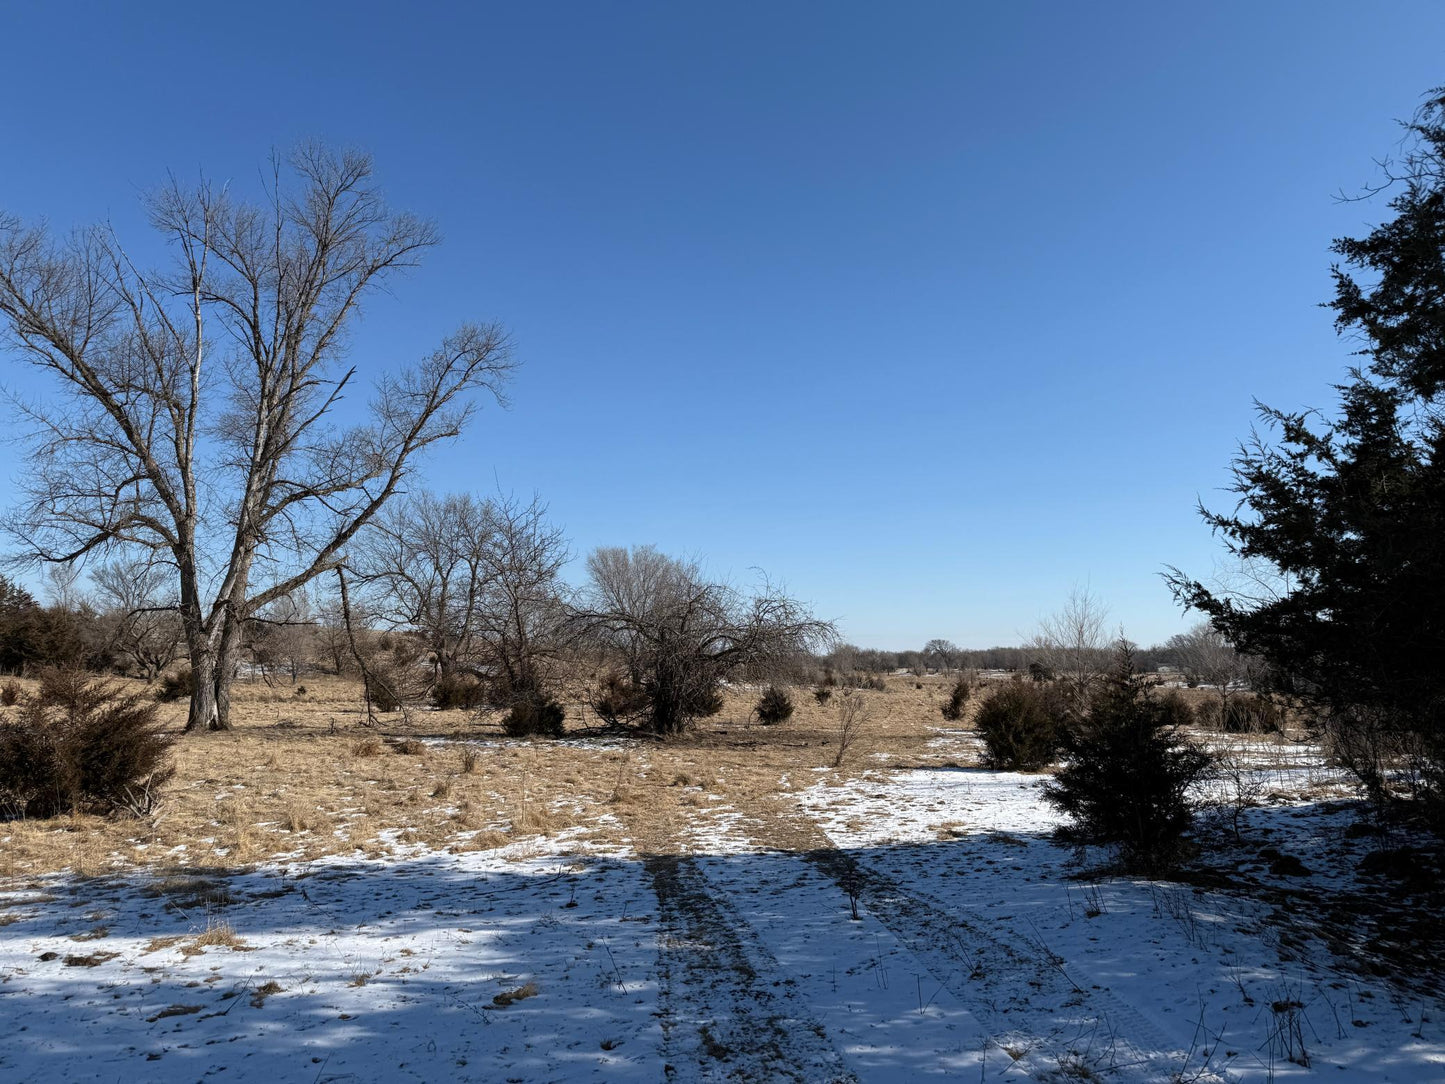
top-left (0, 144), bottom-right (512, 731)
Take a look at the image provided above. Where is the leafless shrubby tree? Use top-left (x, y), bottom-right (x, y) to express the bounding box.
top-left (91, 554), bottom-right (183, 679)
top-left (1203, 745), bottom-right (1268, 843)
top-left (355, 490), bottom-right (568, 710)
top-left (473, 493), bottom-right (569, 708)
top-left (0, 144), bottom-right (512, 730)
top-left (1167, 619), bottom-right (1254, 728)
top-left (1027, 587), bottom-right (1111, 714)
top-left (355, 492), bottom-right (491, 683)
top-left (314, 593), bottom-right (358, 676)
top-left (576, 546), bottom-right (834, 736)
top-left (246, 591), bottom-right (315, 685)
top-left (833, 686), bottom-right (873, 767)
top-left (923, 638), bottom-right (958, 673)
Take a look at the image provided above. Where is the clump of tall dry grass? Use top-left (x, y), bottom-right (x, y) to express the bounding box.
top-left (181, 917), bottom-right (249, 956)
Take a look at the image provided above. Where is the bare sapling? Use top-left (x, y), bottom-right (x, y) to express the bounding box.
top-left (833, 687), bottom-right (873, 767)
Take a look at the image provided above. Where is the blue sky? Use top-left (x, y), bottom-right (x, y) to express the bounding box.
top-left (1, 1), bottom-right (1442, 648)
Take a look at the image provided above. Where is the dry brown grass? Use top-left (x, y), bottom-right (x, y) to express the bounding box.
top-left (141, 874), bottom-right (234, 911)
top-left (282, 803), bottom-right (322, 834)
top-left (490, 980), bottom-right (540, 1007)
top-left (250, 980), bottom-right (284, 1008)
top-left (4, 669), bottom-right (1293, 881)
top-left (147, 1003), bottom-right (203, 1022)
top-left (181, 918), bottom-right (249, 956)
top-left (62, 951), bottom-right (118, 967)
top-left (2, 672), bottom-right (914, 876)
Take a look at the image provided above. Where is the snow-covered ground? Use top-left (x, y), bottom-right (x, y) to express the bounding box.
top-left (3, 748), bottom-right (1442, 1082)
top-left (799, 768), bottom-right (1444, 1081)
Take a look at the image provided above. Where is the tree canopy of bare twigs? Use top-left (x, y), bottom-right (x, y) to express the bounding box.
top-left (91, 555), bottom-right (183, 680)
top-left (0, 143), bottom-right (513, 730)
top-left (355, 492), bottom-right (492, 681)
top-left (576, 546), bottom-right (834, 736)
top-left (354, 490), bottom-right (568, 706)
top-left (922, 638), bottom-right (958, 673)
top-left (1027, 587), bottom-right (1112, 714)
top-left (1166, 619), bottom-right (1251, 714)
top-left (474, 494), bottom-right (570, 706)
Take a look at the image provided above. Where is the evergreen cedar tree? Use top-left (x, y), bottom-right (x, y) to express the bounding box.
top-left (1044, 646), bottom-right (1211, 872)
top-left (1167, 89), bottom-right (1445, 815)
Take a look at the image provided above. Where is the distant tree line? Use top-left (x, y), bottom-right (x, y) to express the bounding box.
top-left (817, 633), bottom-right (1232, 683)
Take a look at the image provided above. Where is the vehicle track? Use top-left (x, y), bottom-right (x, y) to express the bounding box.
top-left (740, 798), bottom-right (1234, 1083)
top-left (644, 853), bottom-right (857, 1084)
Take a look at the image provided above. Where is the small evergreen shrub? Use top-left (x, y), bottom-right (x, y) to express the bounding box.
top-left (0, 680), bottom-right (20, 707)
top-left (591, 671), bottom-right (648, 725)
top-left (502, 695), bottom-right (566, 738)
top-left (364, 667), bottom-right (401, 713)
top-left (154, 668), bottom-right (194, 703)
top-left (0, 669), bottom-right (174, 819)
top-left (755, 685), bottom-right (794, 725)
top-left (432, 672), bottom-right (487, 710)
top-left (1045, 648), bottom-right (1213, 872)
top-left (682, 681), bottom-right (724, 719)
top-left (940, 676), bottom-right (971, 721)
top-left (974, 681), bottom-right (1066, 770)
top-left (813, 687), bottom-right (832, 706)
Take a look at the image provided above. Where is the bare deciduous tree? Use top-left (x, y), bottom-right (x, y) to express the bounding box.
top-left (1028, 586), bottom-right (1112, 714)
top-left (355, 492), bottom-right (491, 682)
top-left (0, 145), bottom-right (512, 731)
top-left (832, 686), bottom-right (873, 767)
top-left (473, 493), bottom-right (569, 707)
top-left (247, 591), bottom-right (315, 685)
top-left (355, 490), bottom-right (568, 708)
top-left (1167, 619), bottom-right (1251, 726)
top-left (923, 638), bottom-right (958, 673)
top-left (92, 555), bottom-right (183, 679)
top-left (577, 546), bottom-right (834, 736)
top-left (314, 593), bottom-right (356, 676)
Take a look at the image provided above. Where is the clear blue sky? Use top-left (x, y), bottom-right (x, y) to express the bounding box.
top-left (1, 1), bottom-right (1442, 648)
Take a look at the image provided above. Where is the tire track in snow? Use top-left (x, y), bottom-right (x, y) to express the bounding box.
top-left (644, 854), bottom-right (857, 1084)
top-left (735, 796), bottom-right (1232, 1083)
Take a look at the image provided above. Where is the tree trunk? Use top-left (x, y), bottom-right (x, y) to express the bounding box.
top-left (212, 613), bottom-right (243, 731)
top-left (185, 647), bottom-right (221, 732)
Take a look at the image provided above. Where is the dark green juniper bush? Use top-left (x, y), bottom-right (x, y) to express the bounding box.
top-left (1168, 89), bottom-right (1445, 822)
top-left (1045, 644), bottom-right (1212, 873)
